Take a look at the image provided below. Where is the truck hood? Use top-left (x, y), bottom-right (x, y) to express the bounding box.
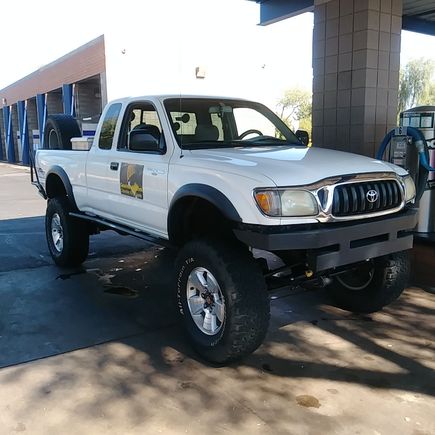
top-left (185, 146), bottom-right (407, 186)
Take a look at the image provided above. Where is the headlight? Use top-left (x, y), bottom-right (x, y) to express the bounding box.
top-left (403, 176), bottom-right (416, 203)
top-left (254, 189), bottom-right (318, 217)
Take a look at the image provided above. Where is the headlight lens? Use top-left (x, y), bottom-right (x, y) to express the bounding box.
top-left (280, 190), bottom-right (318, 216)
top-left (403, 176), bottom-right (416, 203)
top-left (255, 189), bottom-right (318, 217)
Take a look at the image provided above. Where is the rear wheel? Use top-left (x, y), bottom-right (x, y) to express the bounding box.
top-left (175, 238), bottom-right (270, 364)
top-left (327, 251), bottom-right (410, 313)
top-left (46, 197), bottom-right (89, 267)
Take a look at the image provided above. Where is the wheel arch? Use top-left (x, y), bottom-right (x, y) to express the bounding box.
top-left (45, 166), bottom-right (78, 210)
top-left (168, 184), bottom-right (241, 246)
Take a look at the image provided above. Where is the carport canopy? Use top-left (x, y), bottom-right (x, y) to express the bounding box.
top-left (249, 0), bottom-right (435, 157)
top-left (253, 0), bottom-right (435, 36)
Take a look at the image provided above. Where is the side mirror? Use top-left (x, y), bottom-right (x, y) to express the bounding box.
top-left (295, 129), bottom-right (309, 146)
top-left (129, 129), bottom-right (160, 152)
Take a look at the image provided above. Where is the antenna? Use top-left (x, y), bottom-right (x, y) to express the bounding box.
top-left (179, 93), bottom-right (184, 158)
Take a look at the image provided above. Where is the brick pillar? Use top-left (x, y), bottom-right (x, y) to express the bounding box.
top-left (312, 0), bottom-right (402, 157)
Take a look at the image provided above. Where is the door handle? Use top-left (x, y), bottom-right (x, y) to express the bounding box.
top-left (110, 162), bottom-right (119, 171)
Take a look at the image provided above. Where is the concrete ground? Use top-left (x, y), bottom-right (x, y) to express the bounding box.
top-left (0, 162), bottom-right (434, 435)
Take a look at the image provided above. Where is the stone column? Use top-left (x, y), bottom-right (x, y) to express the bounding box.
top-left (312, 0), bottom-right (402, 157)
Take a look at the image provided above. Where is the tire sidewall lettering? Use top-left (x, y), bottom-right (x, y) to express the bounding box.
top-left (176, 253), bottom-right (224, 347)
top-left (177, 257), bottom-right (196, 315)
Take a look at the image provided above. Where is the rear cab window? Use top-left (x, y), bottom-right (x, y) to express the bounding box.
top-left (98, 103), bottom-right (122, 149)
top-left (169, 112), bottom-right (197, 136)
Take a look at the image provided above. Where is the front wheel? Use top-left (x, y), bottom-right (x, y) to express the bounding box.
top-left (327, 251), bottom-right (411, 313)
top-left (175, 239), bottom-right (270, 364)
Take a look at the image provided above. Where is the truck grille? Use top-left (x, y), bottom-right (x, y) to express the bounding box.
top-left (332, 180), bottom-right (402, 217)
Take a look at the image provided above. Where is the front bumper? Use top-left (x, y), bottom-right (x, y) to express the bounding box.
top-left (233, 208), bottom-right (418, 272)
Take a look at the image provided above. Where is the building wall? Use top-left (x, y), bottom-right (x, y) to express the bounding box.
top-left (0, 36), bottom-right (105, 107)
top-left (102, 4), bottom-right (276, 102)
top-left (0, 36), bottom-right (106, 161)
top-left (75, 80), bottom-right (102, 121)
top-left (46, 91), bottom-right (63, 115)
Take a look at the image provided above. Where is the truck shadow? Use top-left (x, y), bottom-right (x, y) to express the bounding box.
top-left (1, 221), bottom-right (434, 431)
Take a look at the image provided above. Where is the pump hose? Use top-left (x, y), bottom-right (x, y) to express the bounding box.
top-left (376, 126), bottom-right (434, 201)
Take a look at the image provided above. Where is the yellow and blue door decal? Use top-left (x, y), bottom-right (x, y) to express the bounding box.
top-left (120, 163), bottom-right (144, 199)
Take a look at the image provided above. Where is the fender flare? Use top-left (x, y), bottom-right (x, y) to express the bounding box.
top-left (45, 166), bottom-right (78, 210)
top-left (168, 184), bottom-right (242, 243)
top-left (170, 184), bottom-right (242, 222)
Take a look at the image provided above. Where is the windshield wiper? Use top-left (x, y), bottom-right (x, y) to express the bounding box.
top-left (181, 141), bottom-right (238, 149)
top-left (180, 138), bottom-right (304, 150)
top-left (236, 137), bottom-right (303, 146)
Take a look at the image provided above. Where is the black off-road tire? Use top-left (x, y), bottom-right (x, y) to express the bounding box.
top-left (44, 115), bottom-right (81, 150)
top-left (175, 238), bottom-right (270, 364)
top-left (46, 196), bottom-right (89, 267)
top-left (327, 250), bottom-right (410, 313)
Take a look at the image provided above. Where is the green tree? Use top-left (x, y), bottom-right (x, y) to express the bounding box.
top-left (421, 82), bottom-right (435, 106)
top-left (276, 88), bottom-right (312, 133)
top-left (398, 58), bottom-right (435, 113)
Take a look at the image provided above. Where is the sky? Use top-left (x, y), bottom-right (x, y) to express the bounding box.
top-left (1, 0), bottom-right (435, 107)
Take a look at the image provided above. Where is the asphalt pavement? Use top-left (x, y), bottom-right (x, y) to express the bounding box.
top-left (0, 162), bottom-right (434, 435)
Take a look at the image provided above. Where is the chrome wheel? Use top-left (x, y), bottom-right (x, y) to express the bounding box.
top-left (186, 267), bottom-right (225, 335)
top-left (336, 263), bottom-right (375, 291)
top-left (51, 213), bottom-right (64, 253)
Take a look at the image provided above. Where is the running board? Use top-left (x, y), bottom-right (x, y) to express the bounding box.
top-left (69, 212), bottom-right (173, 248)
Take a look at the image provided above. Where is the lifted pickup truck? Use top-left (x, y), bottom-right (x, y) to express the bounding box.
top-left (32, 95), bottom-right (418, 363)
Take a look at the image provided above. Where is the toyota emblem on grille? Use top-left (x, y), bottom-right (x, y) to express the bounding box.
top-left (366, 189), bottom-right (379, 203)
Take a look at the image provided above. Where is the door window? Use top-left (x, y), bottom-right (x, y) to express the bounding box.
top-left (118, 103), bottom-right (163, 152)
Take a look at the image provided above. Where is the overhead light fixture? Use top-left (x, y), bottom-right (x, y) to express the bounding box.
top-left (195, 66), bottom-right (206, 79)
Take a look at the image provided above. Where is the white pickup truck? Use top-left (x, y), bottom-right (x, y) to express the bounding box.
top-left (32, 95), bottom-right (418, 363)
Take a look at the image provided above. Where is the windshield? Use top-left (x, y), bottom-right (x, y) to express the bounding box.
top-left (164, 98), bottom-right (303, 149)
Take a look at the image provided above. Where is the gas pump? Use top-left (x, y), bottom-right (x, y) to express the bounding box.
top-left (376, 106), bottom-right (435, 241)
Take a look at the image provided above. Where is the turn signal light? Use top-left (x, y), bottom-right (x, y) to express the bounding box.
top-left (254, 191), bottom-right (280, 216)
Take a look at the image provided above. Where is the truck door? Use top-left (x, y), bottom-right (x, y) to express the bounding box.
top-left (85, 102), bottom-right (123, 215)
top-left (104, 101), bottom-right (170, 237)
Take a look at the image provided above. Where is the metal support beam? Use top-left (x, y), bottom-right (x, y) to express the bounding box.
top-left (402, 16), bottom-right (435, 36)
top-left (17, 100), bottom-right (30, 165)
top-left (258, 0), bottom-right (313, 25)
top-left (0, 118), bottom-right (3, 160)
top-left (62, 83), bottom-right (76, 116)
top-left (36, 93), bottom-right (47, 149)
top-left (2, 106), bottom-right (16, 163)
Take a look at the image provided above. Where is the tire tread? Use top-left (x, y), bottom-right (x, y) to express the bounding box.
top-left (176, 238), bottom-right (270, 364)
top-left (46, 196), bottom-right (89, 267)
top-left (328, 250), bottom-right (410, 313)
